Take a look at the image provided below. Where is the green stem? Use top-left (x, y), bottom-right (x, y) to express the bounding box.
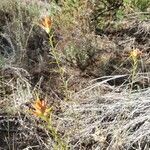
top-left (48, 34), bottom-right (69, 99)
top-left (131, 58), bottom-right (138, 91)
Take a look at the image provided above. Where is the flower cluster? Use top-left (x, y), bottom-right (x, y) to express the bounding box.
top-left (130, 48), bottom-right (142, 62)
top-left (31, 98), bottom-right (52, 118)
top-left (39, 16), bottom-right (52, 34)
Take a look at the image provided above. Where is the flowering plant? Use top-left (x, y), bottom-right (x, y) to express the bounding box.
top-left (39, 16), bottom-right (52, 34)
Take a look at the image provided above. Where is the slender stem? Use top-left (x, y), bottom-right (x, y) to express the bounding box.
top-left (130, 58), bottom-right (138, 91)
top-left (48, 34), bottom-right (69, 99)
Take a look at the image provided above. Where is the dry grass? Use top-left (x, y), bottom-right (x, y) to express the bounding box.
top-left (0, 0), bottom-right (150, 149)
top-left (59, 83), bottom-right (150, 149)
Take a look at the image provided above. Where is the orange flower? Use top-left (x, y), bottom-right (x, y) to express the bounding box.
top-left (130, 48), bottom-right (142, 59)
top-left (31, 98), bottom-right (52, 117)
top-left (39, 16), bottom-right (52, 34)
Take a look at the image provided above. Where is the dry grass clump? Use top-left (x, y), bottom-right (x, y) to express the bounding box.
top-left (0, 66), bottom-right (32, 113)
top-left (59, 86), bottom-right (150, 149)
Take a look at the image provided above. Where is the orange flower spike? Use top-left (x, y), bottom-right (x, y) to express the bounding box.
top-left (32, 100), bottom-right (45, 112)
top-left (31, 99), bottom-right (51, 117)
top-left (39, 16), bottom-right (52, 34)
top-left (130, 48), bottom-right (142, 60)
